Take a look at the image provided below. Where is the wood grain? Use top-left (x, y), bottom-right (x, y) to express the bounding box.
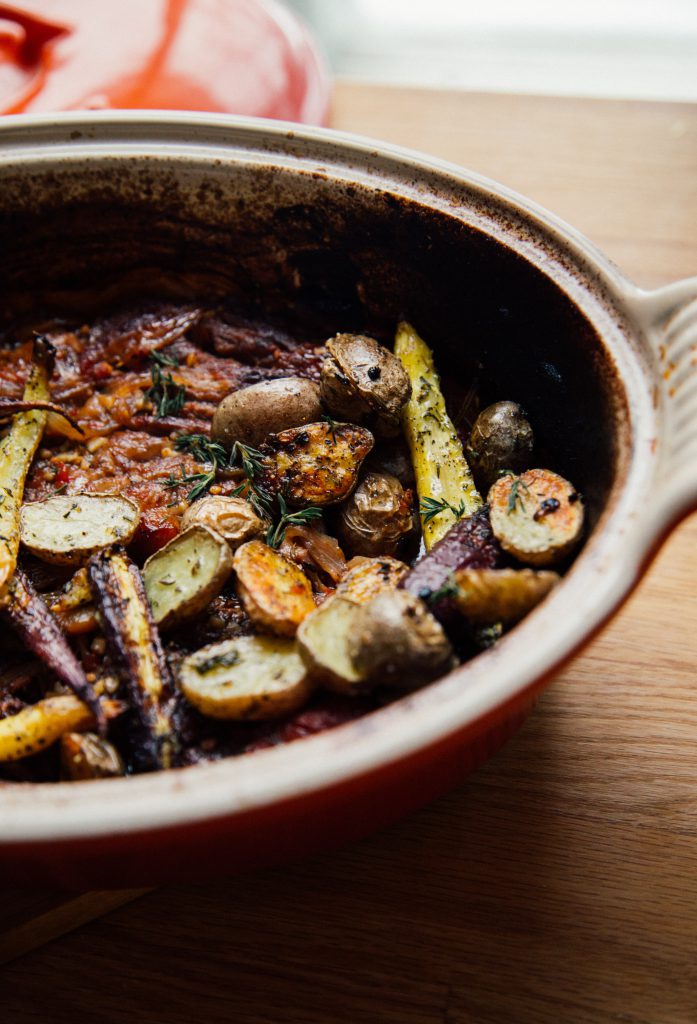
top-left (2, 84), bottom-right (697, 1022)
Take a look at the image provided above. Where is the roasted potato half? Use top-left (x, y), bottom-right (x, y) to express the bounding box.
top-left (349, 589), bottom-right (454, 690)
top-left (181, 495), bottom-right (265, 551)
top-left (179, 635), bottom-right (313, 720)
top-left (336, 471), bottom-right (415, 557)
top-left (452, 567), bottom-right (560, 625)
top-left (488, 468), bottom-right (584, 566)
top-left (233, 539), bottom-right (316, 636)
top-left (297, 597), bottom-right (366, 693)
top-left (259, 421), bottom-right (373, 508)
top-left (320, 333), bottom-right (410, 437)
top-left (20, 493), bottom-right (140, 566)
top-left (334, 555), bottom-right (410, 605)
top-left (143, 525), bottom-right (234, 630)
top-left (211, 377), bottom-right (323, 448)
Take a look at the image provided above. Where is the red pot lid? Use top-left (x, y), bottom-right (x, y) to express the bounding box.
top-left (0, 0), bottom-right (330, 123)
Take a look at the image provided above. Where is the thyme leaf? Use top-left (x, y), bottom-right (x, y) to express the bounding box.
top-left (419, 495), bottom-right (467, 524)
top-left (175, 433), bottom-right (229, 468)
top-left (266, 494), bottom-right (323, 549)
top-left (145, 358), bottom-right (186, 418)
top-left (321, 413), bottom-right (338, 442)
top-left (194, 650), bottom-right (241, 675)
top-left (502, 473), bottom-right (530, 514)
top-left (162, 463), bottom-right (215, 503)
top-left (230, 441), bottom-right (265, 480)
top-left (151, 349), bottom-right (180, 368)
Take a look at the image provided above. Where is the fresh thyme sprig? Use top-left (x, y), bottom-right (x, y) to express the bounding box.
top-left (226, 440), bottom-right (274, 517)
top-left (321, 413), bottom-right (338, 443)
top-left (163, 464), bottom-right (216, 503)
top-left (499, 470), bottom-right (531, 514)
top-left (145, 355), bottom-right (186, 418)
top-left (419, 495), bottom-right (467, 524)
top-left (151, 349), bottom-right (180, 369)
top-left (266, 494), bottom-right (323, 549)
top-left (175, 433), bottom-right (229, 469)
top-left (230, 441), bottom-right (265, 480)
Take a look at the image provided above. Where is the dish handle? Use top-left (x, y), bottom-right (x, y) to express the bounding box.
top-left (639, 276), bottom-right (697, 528)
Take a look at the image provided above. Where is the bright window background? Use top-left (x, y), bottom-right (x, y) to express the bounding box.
top-left (289, 0), bottom-right (697, 101)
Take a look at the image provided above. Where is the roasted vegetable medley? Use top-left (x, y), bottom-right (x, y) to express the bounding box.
top-left (0, 304), bottom-right (584, 782)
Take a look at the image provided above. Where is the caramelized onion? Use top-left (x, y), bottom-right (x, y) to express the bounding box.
top-left (280, 525), bottom-right (347, 584)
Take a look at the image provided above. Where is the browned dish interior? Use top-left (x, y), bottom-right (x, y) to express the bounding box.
top-left (0, 158), bottom-right (627, 781)
top-left (0, 162), bottom-right (624, 526)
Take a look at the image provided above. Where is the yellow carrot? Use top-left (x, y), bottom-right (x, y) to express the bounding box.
top-left (394, 322), bottom-right (481, 549)
top-left (0, 338), bottom-right (54, 594)
top-left (0, 694), bottom-right (121, 763)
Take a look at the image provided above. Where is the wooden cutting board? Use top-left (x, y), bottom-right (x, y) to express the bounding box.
top-left (1, 85), bottom-right (696, 1021)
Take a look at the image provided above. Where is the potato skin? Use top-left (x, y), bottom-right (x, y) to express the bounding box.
top-left (349, 589), bottom-right (454, 690)
top-left (211, 377), bottom-right (322, 448)
top-left (488, 468), bottom-right (584, 566)
top-left (181, 495), bottom-right (265, 551)
top-left (259, 421), bottom-right (374, 508)
top-left (233, 539), bottom-right (316, 637)
top-left (337, 471), bottom-right (415, 557)
top-left (467, 401), bottom-right (534, 490)
top-left (320, 333), bottom-right (410, 438)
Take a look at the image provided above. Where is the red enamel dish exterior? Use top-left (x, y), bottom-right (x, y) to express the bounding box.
top-left (0, 112), bottom-right (695, 888)
top-left (0, 0), bottom-right (330, 123)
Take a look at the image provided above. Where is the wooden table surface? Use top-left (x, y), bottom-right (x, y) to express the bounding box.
top-left (4, 83), bottom-right (697, 1023)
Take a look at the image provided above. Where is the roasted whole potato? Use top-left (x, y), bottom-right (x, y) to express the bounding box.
top-left (320, 333), bottom-right (410, 437)
top-left (349, 589), bottom-right (454, 690)
top-left (467, 401), bottom-right (534, 490)
top-left (181, 495), bottom-right (265, 551)
top-left (259, 421), bottom-right (374, 508)
top-left (211, 377), bottom-right (323, 448)
top-left (336, 471), bottom-right (415, 557)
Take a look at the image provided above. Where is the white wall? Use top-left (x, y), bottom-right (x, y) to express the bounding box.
top-left (289, 0), bottom-right (697, 101)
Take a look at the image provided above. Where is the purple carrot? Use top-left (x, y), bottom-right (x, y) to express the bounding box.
top-left (400, 507), bottom-right (504, 620)
top-left (1, 570), bottom-right (105, 733)
top-left (0, 398), bottom-right (83, 434)
top-left (87, 547), bottom-right (177, 772)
